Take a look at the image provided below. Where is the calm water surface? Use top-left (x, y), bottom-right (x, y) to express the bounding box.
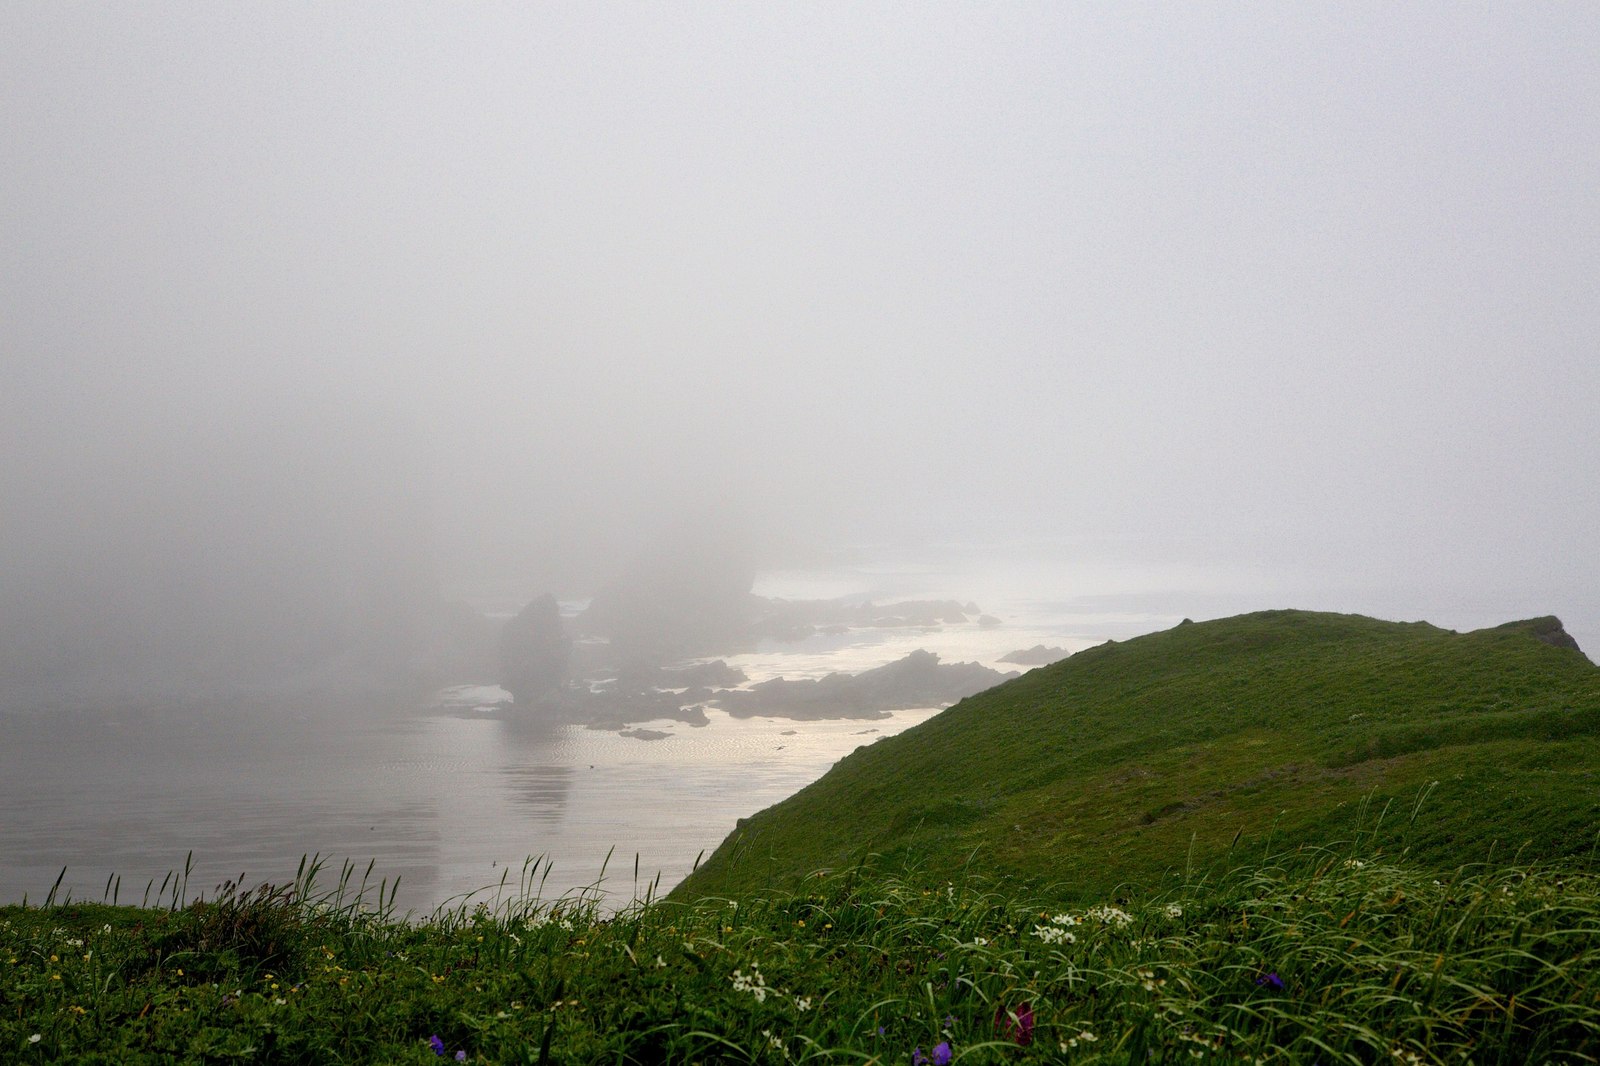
top-left (0, 699), bottom-right (944, 914)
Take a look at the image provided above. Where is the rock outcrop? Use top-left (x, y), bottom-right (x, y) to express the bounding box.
top-left (998, 644), bottom-right (1070, 666)
top-left (716, 649), bottom-right (1016, 720)
top-left (499, 594), bottom-right (571, 704)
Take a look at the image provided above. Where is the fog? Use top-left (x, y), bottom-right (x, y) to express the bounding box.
top-left (5, 2), bottom-right (1600, 703)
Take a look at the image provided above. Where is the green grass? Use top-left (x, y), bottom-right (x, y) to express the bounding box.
top-left (4, 845), bottom-right (1599, 1063)
top-left (673, 611), bottom-right (1600, 903)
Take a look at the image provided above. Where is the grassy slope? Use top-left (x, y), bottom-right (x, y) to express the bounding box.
top-left (674, 610), bottom-right (1600, 902)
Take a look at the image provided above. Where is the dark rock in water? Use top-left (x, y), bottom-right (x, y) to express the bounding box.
top-left (657, 659), bottom-right (749, 689)
top-left (620, 728), bottom-right (671, 741)
top-left (998, 644), bottom-right (1070, 666)
top-left (717, 649), bottom-right (1017, 720)
top-left (976, 615), bottom-right (1002, 628)
top-left (499, 594), bottom-right (571, 704)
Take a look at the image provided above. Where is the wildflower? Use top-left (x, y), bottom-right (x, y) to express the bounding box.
top-left (1137, 967), bottom-right (1166, 991)
top-left (795, 995), bottom-right (812, 1012)
top-left (455, 1053), bottom-right (467, 1063)
top-left (29, 1034), bottom-right (42, 1044)
top-left (1164, 904), bottom-right (1183, 918)
top-left (1063, 1029), bottom-right (1098, 1049)
top-left (1032, 924), bottom-right (1076, 945)
top-left (429, 1034), bottom-right (446, 1056)
top-left (731, 966), bottom-right (770, 1002)
top-left (932, 1041), bottom-right (953, 1066)
top-left (1084, 904), bottom-right (1133, 927)
top-left (913, 1048), bottom-right (928, 1066)
top-left (1343, 859), bottom-right (1366, 870)
top-left (995, 1003), bottom-right (1034, 1045)
top-left (1255, 972), bottom-right (1285, 991)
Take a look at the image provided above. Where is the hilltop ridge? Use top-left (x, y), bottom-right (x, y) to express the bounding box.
top-left (674, 609), bottom-right (1600, 901)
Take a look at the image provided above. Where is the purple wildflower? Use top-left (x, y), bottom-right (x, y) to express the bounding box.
top-left (1256, 972), bottom-right (1285, 991)
top-left (932, 1041), bottom-right (953, 1066)
top-left (994, 1003), bottom-right (1034, 1046)
top-left (428, 1034), bottom-right (446, 1056)
top-left (455, 1053), bottom-right (467, 1063)
top-left (912, 1048), bottom-right (928, 1066)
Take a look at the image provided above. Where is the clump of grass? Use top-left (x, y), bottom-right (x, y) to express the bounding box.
top-left (4, 843), bottom-right (1599, 1063)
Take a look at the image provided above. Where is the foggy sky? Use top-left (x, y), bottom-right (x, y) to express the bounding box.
top-left (4, 4), bottom-right (1599, 664)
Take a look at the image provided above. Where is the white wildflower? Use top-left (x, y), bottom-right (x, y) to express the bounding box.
top-left (1063, 1029), bottom-right (1098, 1049)
top-left (1032, 924), bottom-right (1076, 945)
top-left (1084, 904), bottom-right (1134, 927)
top-left (731, 966), bottom-right (770, 1003)
top-left (1343, 859), bottom-right (1366, 870)
top-left (1137, 967), bottom-right (1167, 992)
top-left (1164, 904), bottom-right (1183, 918)
top-left (794, 995), bottom-right (812, 1012)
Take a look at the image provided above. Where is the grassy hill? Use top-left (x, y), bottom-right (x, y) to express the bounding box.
top-left (674, 610), bottom-right (1600, 902)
